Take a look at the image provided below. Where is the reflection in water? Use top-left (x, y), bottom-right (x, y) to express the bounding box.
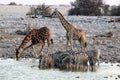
top-left (59, 63), bottom-right (89, 72)
top-left (38, 53), bottom-right (90, 72)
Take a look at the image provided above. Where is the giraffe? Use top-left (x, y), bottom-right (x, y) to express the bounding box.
top-left (53, 9), bottom-right (87, 52)
top-left (16, 27), bottom-right (53, 60)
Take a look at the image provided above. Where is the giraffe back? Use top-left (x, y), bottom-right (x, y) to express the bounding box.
top-left (31, 27), bottom-right (50, 44)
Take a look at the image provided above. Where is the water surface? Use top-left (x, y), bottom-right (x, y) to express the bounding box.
top-left (0, 58), bottom-right (120, 80)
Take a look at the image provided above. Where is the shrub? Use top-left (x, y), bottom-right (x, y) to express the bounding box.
top-left (26, 7), bottom-right (36, 15)
top-left (68, 0), bottom-right (103, 16)
top-left (8, 2), bottom-right (17, 5)
top-left (26, 3), bottom-right (52, 17)
top-left (111, 5), bottom-right (120, 16)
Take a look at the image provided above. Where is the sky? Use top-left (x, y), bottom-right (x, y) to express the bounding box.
top-left (0, 0), bottom-right (120, 6)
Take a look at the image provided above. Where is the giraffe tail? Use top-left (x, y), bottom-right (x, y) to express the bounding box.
top-left (51, 39), bottom-right (54, 44)
top-left (85, 42), bottom-right (87, 48)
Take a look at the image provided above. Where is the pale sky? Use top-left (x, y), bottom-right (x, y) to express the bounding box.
top-left (0, 0), bottom-right (120, 6)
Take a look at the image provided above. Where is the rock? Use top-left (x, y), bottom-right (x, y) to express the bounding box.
top-left (20, 17), bottom-right (24, 20)
top-left (107, 45), bottom-right (114, 48)
top-left (94, 32), bottom-right (113, 38)
top-left (75, 76), bottom-right (80, 78)
top-left (113, 26), bottom-right (117, 29)
top-left (115, 78), bottom-right (118, 79)
top-left (116, 64), bottom-right (120, 67)
top-left (104, 76), bottom-right (108, 78)
top-left (116, 56), bottom-right (120, 63)
top-left (0, 48), bottom-right (5, 57)
top-left (105, 61), bottom-right (108, 64)
top-left (118, 75), bottom-right (120, 78)
top-left (108, 18), bottom-right (120, 23)
top-left (15, 30), bottom-right (26, 35)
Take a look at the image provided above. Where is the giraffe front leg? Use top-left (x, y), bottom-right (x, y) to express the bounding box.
top-left (32, 46), bottom-right (38, 58)
top-left (39, 44), bottom-right (45, 58)
top-left (24, 44), bottom-right (33, 51)
top-left (68, 32), bottom-right (73, 51)
top-left (66, 33), bottom-right (70, 51)
top-left (78, 38), bottom-right (85, 53)
top-left (24, 44), bottom-right (39, 58)
top-left (70, 38), bottom-right (74, 50)
top-left (81, 41), bottom-right (86, 53)
top-left (66, 39), bottom-right (69, 51)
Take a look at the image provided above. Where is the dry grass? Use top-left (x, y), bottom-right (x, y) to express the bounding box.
top-left (0, 35), bottom-right (24, 39)
top-left (94, 37), bottom-right (120, 40)
top-left (1, 35), bottom-right (120, 41)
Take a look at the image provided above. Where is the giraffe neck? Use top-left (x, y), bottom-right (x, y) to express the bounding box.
top-left (18, 32), bottom-right (32, 50)
top-left (18, 40), bottom-right (26, 50)
top-left (57, 11), bottom-right (72, 31)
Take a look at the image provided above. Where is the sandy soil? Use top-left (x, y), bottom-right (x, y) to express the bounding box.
top-left (0, 5), bottom-right (120, 63)
top-left (0, 5), bottom-right (120, 80)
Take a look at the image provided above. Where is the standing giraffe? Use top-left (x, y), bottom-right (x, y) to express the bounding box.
top-left (53, 9), bottom-right (87, 52)
top-left (16, 27), bottom-right (53, 60)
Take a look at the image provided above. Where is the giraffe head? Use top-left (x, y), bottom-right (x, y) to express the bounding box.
top-left (16, 48), bottom-right (23, 60)
top-left (52, 8), bottom-right (59, 16)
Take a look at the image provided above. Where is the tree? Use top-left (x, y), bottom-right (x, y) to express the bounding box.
top-left (102, 5), bottom-right (110, 16)
top-left (111, 5), bottom-right (120, 16)
top-left (68, 0), bottom-right (103, 15)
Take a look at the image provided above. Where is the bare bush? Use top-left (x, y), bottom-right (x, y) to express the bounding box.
top-left (26, 7), bottom-right (36, 15)
top-left (36, 3), bottom-right (52, 17)
top-left (8, 2), bottom-right (17, 5)
top-left (26, 3), bottom-right (52, 17)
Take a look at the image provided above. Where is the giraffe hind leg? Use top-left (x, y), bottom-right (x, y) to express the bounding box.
top-left (39, 43), bottom-right (45, 58)
top-left (66, 39), bottom-right (69, 51)
top-left (47, 38), bottom-right (50, 54)
top-left (78, 38), bottom-right (85, 53)
top-left (32, 46), bottom-right (38, 58)
top-left (70, 38), bottom-right (74, 50)
top-left (24, 44), bottom-right (39, 58)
